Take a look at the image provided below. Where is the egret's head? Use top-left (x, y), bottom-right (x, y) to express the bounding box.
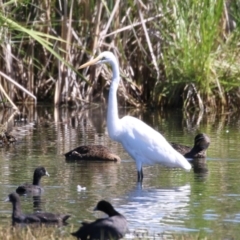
top-left (79, 51), bottom-right (115, 69)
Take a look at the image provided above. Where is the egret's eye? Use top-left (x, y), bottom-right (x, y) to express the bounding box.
top-left (101, 57), bottom-right (106, 60)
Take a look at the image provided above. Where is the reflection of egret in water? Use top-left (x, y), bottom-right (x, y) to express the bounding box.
top-left (120, 183), bottom-right (191, 237)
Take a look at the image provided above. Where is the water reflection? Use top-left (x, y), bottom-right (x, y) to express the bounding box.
top-left (1, 106), bottom-right (240, 238)
top-left (5, 105), bottom-right (240, 161)
top-left (191, 158), bottom-right (208, 179)
top-left (33, 195), bottom-right (42, 212)
top-left (122, 183), bottom-right (191, 237)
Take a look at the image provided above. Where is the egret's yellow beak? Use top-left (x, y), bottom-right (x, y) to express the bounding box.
top-left (79, 56), bottom-right (102, 69)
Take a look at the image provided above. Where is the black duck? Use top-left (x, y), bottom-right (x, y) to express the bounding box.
top-left (71, 200), bottom-right (128, 240)
top-left (171, 133), bottom-right (210, 158)
top-left (6, 192), bottom-right (70, 225)
top-left (16, 166), bottom-right (49, 195)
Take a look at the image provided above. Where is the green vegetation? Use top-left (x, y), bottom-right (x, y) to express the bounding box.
top-left (0, 0), bottom-right (239, 110)
top-left (155, 0), bottom-right (240, 110)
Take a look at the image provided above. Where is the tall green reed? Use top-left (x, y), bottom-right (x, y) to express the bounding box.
top-left (153, 0), bottom-right (240, 109)
top-left (0, 0), bottom-right (239, 110)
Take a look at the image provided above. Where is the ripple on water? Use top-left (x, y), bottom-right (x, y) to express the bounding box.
top-left (2, 108), bottom-right (240, 239)
top-left (118, 184), bottom-right (191, 235)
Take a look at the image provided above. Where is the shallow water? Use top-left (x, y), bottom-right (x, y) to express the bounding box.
top-left (0, 106), bottom-right (240, 239)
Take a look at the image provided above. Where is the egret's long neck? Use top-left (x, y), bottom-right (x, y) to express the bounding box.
top-left (107, 60), bottom-right (120, 141)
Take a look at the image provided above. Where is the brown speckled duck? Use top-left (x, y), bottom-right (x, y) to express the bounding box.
top-left (65, 145), bottom-right (121, 162)
top-left (171, 133), bottom-right (210, 158)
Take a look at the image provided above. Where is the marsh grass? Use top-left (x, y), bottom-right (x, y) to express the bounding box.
top-left (154, 0), bottom-right (240, 109)
top-left (0, 0), bottom-right (239, 110)
top-left (0, 224), bottom-right (231, 240)
top-left (0, 224), bottom-right (72, 240)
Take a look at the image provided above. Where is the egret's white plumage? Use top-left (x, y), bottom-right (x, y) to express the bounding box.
top-left (79, 51), bottom-right (191, 181)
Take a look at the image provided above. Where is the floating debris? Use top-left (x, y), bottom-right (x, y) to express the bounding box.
top-left (77, 185), bottom-right (86, 191)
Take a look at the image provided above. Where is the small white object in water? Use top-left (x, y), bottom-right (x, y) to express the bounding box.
top-left (77, 185), bottom-right (86, 191)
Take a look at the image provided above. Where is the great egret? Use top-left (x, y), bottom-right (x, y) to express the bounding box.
top-left (171, 133), bottom-right (210, 158)
top-left (79, 51), bottom-right (191, 181)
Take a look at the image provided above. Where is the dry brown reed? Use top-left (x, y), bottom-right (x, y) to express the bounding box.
top-left (0, 0), bottom-right (239, 111)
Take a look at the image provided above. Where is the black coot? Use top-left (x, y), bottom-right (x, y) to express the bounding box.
top-left (6, 192), bottom-right (70, 225)
top-left (71, 200), bottom-right (128, 240)
top-left (16, 166), bottom-right (49, 195)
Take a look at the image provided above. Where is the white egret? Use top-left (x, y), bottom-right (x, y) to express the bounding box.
top-left (79, 51), bottom-right (191, 181)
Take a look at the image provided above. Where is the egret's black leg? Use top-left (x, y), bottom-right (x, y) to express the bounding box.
top-left (137, 168), bottom-right (143, 182)
top-left (137, 171), bottom-right (141, 182)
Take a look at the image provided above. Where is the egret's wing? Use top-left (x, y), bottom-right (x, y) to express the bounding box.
top-left (119, 116), bottom-right (191, 169)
